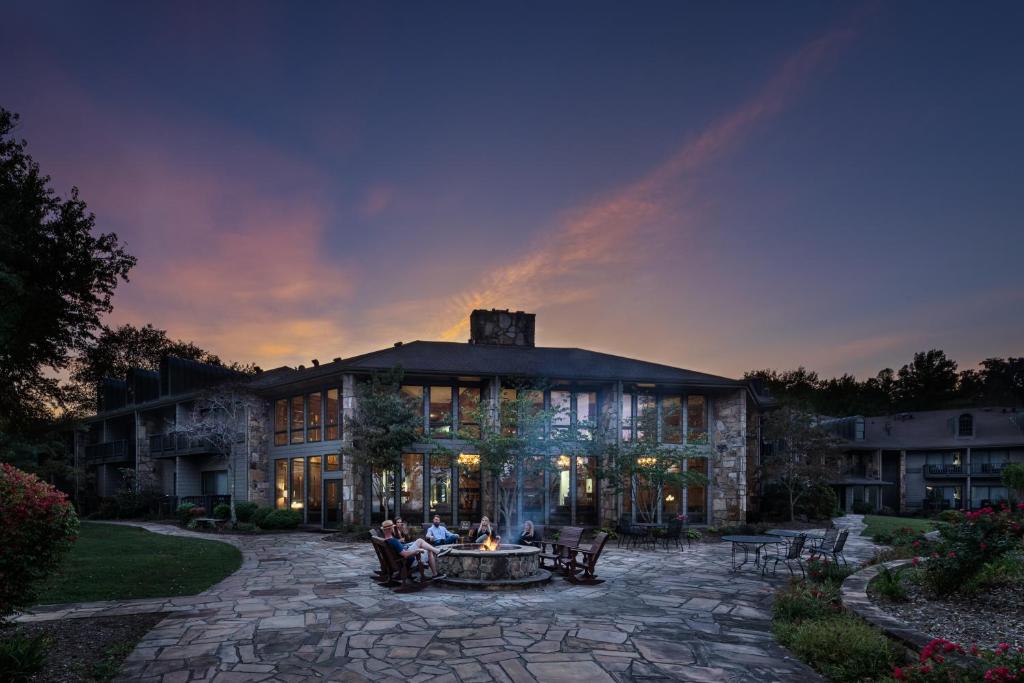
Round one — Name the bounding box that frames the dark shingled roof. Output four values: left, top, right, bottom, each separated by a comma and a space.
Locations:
252, 340, 744, 388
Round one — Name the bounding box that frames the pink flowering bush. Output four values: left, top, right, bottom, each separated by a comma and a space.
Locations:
0, 463, 79, 621
892, 638, 1024, 682
919, 504, 1024, 596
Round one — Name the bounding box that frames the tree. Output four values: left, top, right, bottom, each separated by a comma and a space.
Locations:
1002, 463, 1024, 503
0, 108, 136, 442
456, 384, 555, 537
760, 405, 842, 522
977, 358, 1024, 406
64, 322, 256, 414
896, 350, 959, 411
343, 368, 420, 522
174, 383, 259, 525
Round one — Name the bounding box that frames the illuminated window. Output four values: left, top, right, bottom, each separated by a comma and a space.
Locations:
458, 386, 481, 438
307, 391, 322, 442
429, 386, 453, 438
325, 453, 340, 472
290, 458, 305, 510
274, 399, 288, 446
325, 388, 340, 440
290, 396, 304, 444
275, 460, 288, 510
308, 456, 322, 521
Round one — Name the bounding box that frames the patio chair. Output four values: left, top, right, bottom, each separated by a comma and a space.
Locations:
827, 529, 850, 565
372, 537, 428, 593
566, 532, 610, 584
540, 526, 584, 572
528, 524, 547, 548
769, 534, 807, 578
807, 527, 836, 555
616, 515, 647, 550
661, 521, 683, 551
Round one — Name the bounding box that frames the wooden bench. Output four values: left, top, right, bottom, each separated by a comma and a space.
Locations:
192, 517, 222, 530
566, 531, 610, 584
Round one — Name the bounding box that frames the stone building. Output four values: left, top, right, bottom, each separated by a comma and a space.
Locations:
74, 309, 768, 527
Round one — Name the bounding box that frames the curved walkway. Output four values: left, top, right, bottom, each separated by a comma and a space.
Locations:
23, 518, 880, 682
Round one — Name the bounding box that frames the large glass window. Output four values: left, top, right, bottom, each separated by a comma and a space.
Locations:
971, 486, 1008, 509
575, 455, 597, 525
621, 393, 633, 441
687, 395, 707, 443
457, 453, 481, 523
687, 458, 707, 523
325, 388, 340, 440
290, 458, 305, 512
635, 475, 658, 523
401, 385, 424, 435
575, 391, 597, 439
307, 391, 322, 442
522, 456, 545, 525
290, 396, 304, 444
274, 399, 288, 446
429, 386, 453, 438
636, 395, 656, 441
201, 470, 228, 495
925, 485, 962, 510
549, 455, 572, 524
401, 453, 424, 520
550, 390, 571, 436
275, 460, 288, 510
458, 387, 481, 438
308, 456, 322, 523
429, 453, 453, 520
661, 395, 682, 444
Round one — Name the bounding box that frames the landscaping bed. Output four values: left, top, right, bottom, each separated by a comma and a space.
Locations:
1, 612, 165, 682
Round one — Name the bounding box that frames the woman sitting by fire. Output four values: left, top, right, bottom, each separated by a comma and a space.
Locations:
474, 516, 495, 544
518, 520, 536, 546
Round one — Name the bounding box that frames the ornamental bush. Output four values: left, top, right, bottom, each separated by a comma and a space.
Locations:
251, 506, 272, 528
175, 502, 196, 525
258, 509, 301, 530
234, 501, 259, 523
212, 503, 231, 520
776, 613, 896, 683
0, 464, 79, 622
893, 638, 1024, 682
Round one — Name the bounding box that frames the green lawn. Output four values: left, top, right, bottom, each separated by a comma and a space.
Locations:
860, 514, 934, 538
35, 522, 242, 605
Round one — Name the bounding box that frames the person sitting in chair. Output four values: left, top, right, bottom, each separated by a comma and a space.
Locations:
518, 520, 537, 546
425, 515, 459, 545
381, 520, 445, 577
475, 516, 495, 544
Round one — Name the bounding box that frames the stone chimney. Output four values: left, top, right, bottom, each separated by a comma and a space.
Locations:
469, 309, 535, 347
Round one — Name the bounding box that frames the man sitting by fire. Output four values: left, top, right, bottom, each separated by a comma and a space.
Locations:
425, 515, 459, 545
381, 520, 446, 577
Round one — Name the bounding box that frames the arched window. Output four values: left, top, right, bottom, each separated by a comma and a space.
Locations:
958, 413, 974, 437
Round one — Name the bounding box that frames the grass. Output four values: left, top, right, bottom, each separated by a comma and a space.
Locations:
860, 514, 934, 539
35, 522, 242, 604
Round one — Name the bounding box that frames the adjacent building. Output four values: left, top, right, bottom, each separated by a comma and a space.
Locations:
73, 309, 767, 528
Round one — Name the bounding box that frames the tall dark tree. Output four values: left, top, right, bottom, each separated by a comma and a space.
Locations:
0, 108, 135, 465
65, 323, 255, 414
745, 367, 821, 408
977, 358, 1024, 406
895, 350, 959, 411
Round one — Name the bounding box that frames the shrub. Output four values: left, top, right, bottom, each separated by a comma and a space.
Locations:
235, 522, 256, 532
258, 509, 301, 530
851, 500, 875, 515
893, 638, 1024, 682
0, 464, 79, 622
685, 528, 702, 541
872, 565, 908, 602
919, 504, 1024, 596
965, 552, 1024, 592
762, 483, 839, 521
937, 509, 963, 525
778, 614, 896, 683
234, 501, 259, 523
212, 503, 231, 520
176, 502, 196, 526
251, 506, 272, 528
806, 556, 855, 585
0, 632, 50, 681
772, 582, 839, 624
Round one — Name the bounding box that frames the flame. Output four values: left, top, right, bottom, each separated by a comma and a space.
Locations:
479, 535, 500, 551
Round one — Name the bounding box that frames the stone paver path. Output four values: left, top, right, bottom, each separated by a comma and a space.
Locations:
22, 518, 882, 682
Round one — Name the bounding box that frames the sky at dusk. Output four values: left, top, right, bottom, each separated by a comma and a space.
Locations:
2, 2, 1022, 379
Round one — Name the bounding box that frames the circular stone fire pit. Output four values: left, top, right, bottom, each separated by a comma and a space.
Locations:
437, 543, 551, 590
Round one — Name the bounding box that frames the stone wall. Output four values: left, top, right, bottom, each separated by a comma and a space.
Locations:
247, 400, 271, 506
469, 309, 535, 347
710, 390, 747, 525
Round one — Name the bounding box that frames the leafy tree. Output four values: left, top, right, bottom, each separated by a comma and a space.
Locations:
895, 350, 959, 411
760, 405, 842, 522
343, 368, 420, 522
746, 368, 821, 409
174, 383, 260, 525
0, 109, 135, 445
977, 358, 1024, 405
1002, 463, 1024, 503
65, 323, 255, 414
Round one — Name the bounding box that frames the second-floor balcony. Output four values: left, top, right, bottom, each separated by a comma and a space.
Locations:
924, 463, 965, 477
148, 433, 211, 457
971, 462, 1010, 477
84, 439, 135, 463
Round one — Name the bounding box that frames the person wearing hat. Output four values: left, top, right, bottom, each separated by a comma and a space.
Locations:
382, 519, 446, 577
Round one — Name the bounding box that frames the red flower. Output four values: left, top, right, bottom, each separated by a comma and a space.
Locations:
980, 542, 988, 550
948, 551, 956, 558
912, 556, 920, 567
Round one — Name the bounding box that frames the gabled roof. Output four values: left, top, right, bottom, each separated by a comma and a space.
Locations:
254, 340, 745, 388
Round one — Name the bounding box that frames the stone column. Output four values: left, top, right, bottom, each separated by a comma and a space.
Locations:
341, 373, 361, 524
709, 390, 747, 526
246, 401, 271, 506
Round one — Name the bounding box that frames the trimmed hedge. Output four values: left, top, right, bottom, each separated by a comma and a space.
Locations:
258, 509, 301, 530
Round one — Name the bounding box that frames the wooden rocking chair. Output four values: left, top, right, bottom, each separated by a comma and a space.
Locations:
565, 532, 610, 585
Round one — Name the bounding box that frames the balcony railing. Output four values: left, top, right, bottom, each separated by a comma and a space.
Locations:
84, 439, 135, 463
148, 433, 209, 456
971, 462, 1009, 476
923, 464, 965, 477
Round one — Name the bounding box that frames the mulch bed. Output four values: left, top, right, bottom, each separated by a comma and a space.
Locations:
2, 612, 166, 682
870, 575, 1024, 649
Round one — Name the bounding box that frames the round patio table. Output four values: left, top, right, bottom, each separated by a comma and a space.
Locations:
721, 535, 785, 574
767, 529, 824, 539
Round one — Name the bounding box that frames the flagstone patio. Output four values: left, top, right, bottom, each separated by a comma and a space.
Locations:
21, 517, 880, 682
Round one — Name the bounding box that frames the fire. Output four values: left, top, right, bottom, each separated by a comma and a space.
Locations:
479, 535, 500, 551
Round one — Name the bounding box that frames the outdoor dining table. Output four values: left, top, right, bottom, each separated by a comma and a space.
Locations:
721, 535, 785, 574
766, 529, 823, 540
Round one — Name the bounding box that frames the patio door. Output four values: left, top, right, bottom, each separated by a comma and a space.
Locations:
324, 480, 342, 529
